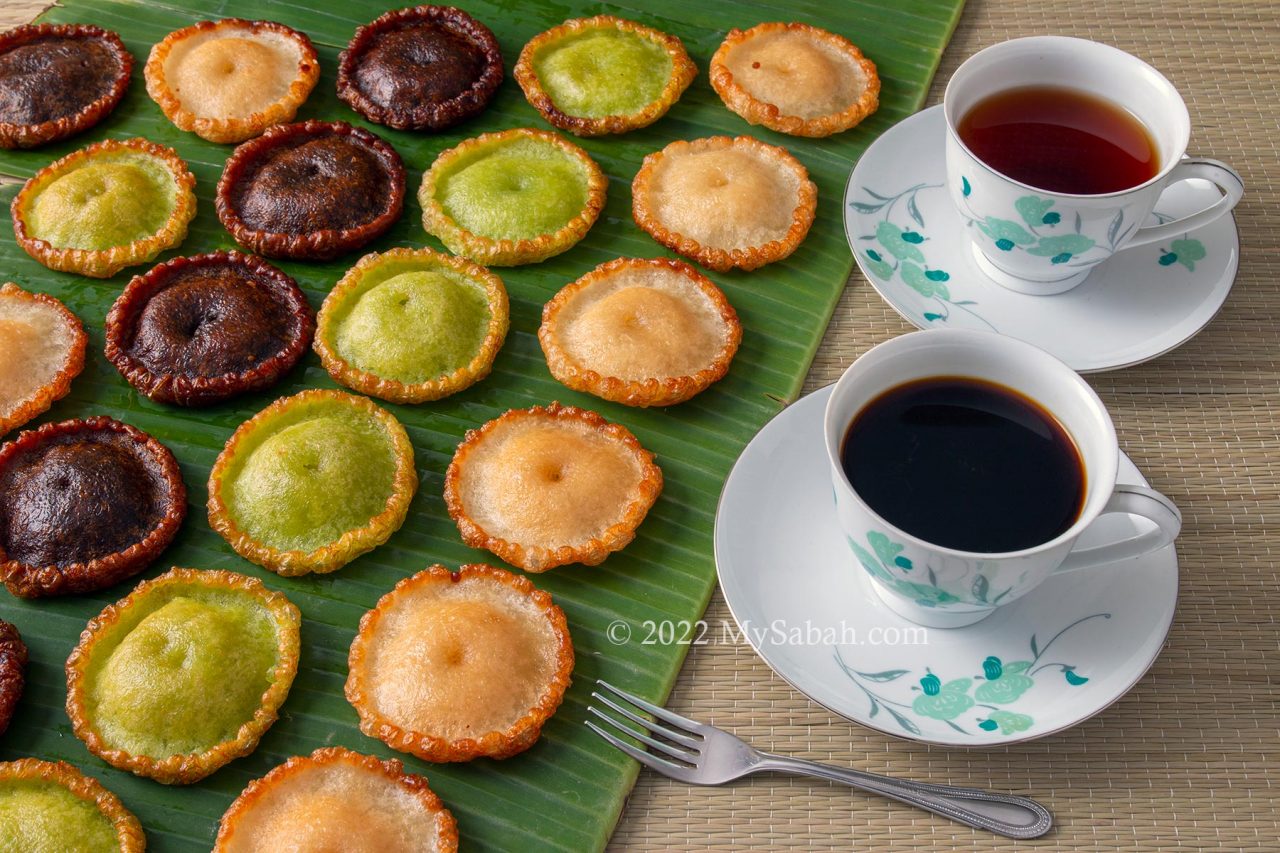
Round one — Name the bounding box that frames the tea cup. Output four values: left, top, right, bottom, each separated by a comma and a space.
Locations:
944, 36, 1243, 294
825, 329, 1181, 628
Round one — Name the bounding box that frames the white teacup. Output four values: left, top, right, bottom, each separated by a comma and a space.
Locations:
824, 329, 1181, 628
944, 36, 1243, 294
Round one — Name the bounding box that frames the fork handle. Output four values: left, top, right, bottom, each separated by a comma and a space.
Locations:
754, 753, 1052, 839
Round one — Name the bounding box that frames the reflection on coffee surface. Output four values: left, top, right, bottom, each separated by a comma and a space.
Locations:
841, 376, 1085, 553
958, 85, 1158, 194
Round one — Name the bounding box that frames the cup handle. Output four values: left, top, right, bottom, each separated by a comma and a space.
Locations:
1124, 158, 1244, 249
1054, 484, 1182, 574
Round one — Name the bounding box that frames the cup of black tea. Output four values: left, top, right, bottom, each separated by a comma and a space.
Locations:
824, 329, 1181, 628
944, 36, 1242, 294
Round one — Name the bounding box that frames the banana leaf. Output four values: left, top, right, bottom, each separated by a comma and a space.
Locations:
0, 0, 964, 849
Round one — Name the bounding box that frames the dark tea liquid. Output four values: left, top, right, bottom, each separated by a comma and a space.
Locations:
958, 86, 1159, 194
842, 377, 1085, 553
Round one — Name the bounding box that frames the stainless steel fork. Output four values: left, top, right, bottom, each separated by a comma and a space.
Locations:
587, 679, 1052, 839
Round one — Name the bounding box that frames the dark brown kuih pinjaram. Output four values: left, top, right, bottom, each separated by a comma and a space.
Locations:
337, 5, 504, 131
0, 620, 26, 735
0, 23, 133, 149
105, 251, 315, 406
0, 417, 186, 598
216, 120, 406, 260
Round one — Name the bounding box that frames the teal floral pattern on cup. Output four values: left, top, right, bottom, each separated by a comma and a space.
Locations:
852, 184, 995, 331
958, 182, 1102, 266
961, 188, 1213, 275
846, 532, 961, 608
833, 613, 1108, 737
844, 529, 1011, 609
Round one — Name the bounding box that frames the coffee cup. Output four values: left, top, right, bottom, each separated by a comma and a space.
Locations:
824, 329, 1181, 628
944, 36, 1243, 295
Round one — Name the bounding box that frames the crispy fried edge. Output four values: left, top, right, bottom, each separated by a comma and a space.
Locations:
0, 757, 145, 850
0, 416, 187, 599
314, 247, 509, 404
10, 137, 197, 279
0, 282, 87, 435
345, 564, 574, 761
418, 127, 607, 267
206, 389, 417, 576
213, 746, 458, 851
145, 18, 320, 144
0, 24, 133, 150
513, 15, 697, 137
64, 567, 301, 785
538, 257, 742, 406
336, 4, 504, 132
709, 21, 880, 138
103, 251, 315, 406
443, 403, 663, 571
215, 120, 406, 261
0, 620, 26, 736
631, 134, 817, 271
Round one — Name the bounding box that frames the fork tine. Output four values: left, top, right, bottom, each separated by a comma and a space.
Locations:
587, 706, 699, 763
585, 721, 695, 782
596, 680, 703, 732
591, 691, 702, 749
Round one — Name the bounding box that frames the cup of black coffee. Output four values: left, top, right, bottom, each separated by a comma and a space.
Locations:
824, 329, 1181, 628
944, 36, 1243, 294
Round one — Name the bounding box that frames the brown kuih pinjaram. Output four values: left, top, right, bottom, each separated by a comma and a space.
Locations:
841, 376, 1085, 553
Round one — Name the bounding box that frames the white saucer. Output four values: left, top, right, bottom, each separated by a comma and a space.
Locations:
843, 105, 1240, 373
715, 385, 1177, 746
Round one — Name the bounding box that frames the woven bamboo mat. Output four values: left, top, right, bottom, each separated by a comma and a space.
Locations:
4, 1, 1278, 850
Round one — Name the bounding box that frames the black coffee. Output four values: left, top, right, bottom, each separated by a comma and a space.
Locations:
841, 376, 1085, 553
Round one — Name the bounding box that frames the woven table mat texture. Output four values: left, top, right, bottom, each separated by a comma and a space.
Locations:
4, 1, 1278, 851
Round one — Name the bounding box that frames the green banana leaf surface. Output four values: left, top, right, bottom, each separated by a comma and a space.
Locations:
0, 0, 964, 849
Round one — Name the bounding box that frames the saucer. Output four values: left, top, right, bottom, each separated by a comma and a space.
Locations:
843, 105, 1240, 373
715, 384, 1177, 746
